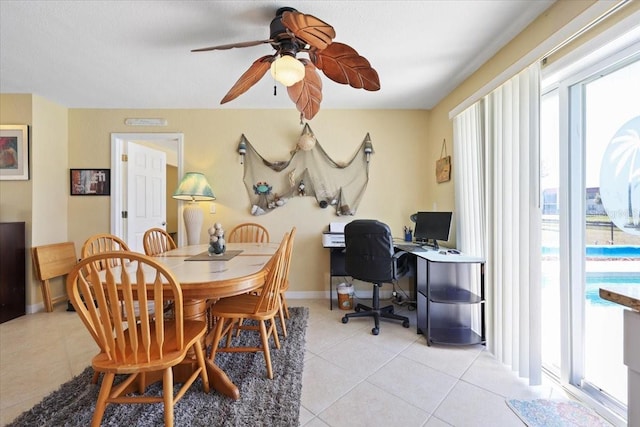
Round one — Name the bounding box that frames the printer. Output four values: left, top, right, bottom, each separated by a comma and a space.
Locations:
322, 222, 347, 247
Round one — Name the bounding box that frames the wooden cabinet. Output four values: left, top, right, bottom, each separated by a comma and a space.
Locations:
0, 222, 26, 323
415, 252, 485, 346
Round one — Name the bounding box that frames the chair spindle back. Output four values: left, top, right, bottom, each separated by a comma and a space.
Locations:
67, 251, 184, 363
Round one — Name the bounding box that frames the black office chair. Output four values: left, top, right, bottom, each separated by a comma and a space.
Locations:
341, 220, 410, 335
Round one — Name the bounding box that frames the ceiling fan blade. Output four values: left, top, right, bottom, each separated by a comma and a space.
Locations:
310, 42, 380, 91
220, 55, 273, 104
287, 59, 323, 120
281, 11, 335, 51
191, 39, 272, 52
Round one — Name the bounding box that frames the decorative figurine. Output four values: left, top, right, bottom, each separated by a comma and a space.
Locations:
251, 205, 266, 215
208, 222, 226, 255
253, 181, 272, 196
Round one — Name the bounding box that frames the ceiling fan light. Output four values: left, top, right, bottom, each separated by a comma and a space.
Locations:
270, 55, 305, 86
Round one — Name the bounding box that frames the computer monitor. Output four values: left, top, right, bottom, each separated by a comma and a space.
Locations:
413, 211, 452, 250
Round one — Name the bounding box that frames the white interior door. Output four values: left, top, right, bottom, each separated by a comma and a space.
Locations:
111, 133, 183, 248
126, 142, 167, 253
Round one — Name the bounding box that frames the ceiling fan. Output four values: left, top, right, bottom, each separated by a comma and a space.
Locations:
192, 7, 380, 120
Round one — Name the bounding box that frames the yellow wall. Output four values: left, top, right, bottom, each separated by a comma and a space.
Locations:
428, 0, 595, 163
30, 95, 69, 303
1, 0, 627, 311
166, 165, 178, 235
544, 0, 640, 68
68, 108, 431, 295
0, 95, 34, 308
0, 94, 33, 223
1, 94, 69, 307
426, 0, 634, 222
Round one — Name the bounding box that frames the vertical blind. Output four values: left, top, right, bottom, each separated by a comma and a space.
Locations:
453, 63, 542, 385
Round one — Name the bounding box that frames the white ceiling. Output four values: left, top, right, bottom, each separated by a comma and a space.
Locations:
0, 0, 554, 111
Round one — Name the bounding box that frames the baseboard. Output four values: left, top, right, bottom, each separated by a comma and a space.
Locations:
26, 296, 68, 314
26, 303, 43, 314
284, 287, 410, 301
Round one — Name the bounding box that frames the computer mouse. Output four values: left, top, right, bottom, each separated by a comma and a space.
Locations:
439, 250, 447, 255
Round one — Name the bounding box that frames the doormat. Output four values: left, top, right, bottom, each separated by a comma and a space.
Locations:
185, 249, 243, 261
506, 398, 612, 427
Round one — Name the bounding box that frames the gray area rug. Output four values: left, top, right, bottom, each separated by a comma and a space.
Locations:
8, 307, 309, 427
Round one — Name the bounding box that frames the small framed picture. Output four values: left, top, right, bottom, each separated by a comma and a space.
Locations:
70, 169, 110, 195
0, 125, 29, 181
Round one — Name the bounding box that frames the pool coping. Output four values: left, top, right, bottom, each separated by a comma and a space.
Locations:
586, 260, 640, 273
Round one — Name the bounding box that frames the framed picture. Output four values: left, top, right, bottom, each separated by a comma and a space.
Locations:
0, 125, 29, 181
70, 169, 110, 195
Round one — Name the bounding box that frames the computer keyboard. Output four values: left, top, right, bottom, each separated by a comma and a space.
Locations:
396, 244, 428, 252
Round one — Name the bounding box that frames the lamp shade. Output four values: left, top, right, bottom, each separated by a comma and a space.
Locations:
270, 54, 305, 87
172, 172, 215, 201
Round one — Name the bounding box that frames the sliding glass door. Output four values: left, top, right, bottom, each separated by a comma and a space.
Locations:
578, 58, 639, 409
541, 47, 640, 420
540, 89, 561, 376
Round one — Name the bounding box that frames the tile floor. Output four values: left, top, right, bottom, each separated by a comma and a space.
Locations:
1, 298, 566, 426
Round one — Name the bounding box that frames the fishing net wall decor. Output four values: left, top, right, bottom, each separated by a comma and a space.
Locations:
239, 125, 372, 216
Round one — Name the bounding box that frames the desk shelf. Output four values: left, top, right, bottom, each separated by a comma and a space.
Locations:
429, 327, 485, 346
429, 286, 483, 304
415, 256, 485, 346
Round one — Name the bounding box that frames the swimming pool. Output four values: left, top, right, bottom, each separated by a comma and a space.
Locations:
541, 245, 639, 306
586, 273, 640, 306
542, 272, 640, 307
542, 245, 640, 258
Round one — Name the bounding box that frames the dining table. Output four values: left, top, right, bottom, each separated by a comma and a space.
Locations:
149, 241, 280, 399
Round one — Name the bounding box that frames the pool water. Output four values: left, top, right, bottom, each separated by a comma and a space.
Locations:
542, 273, 640, 307
541, 245, 639, 306
542, 245, 640, 258
585, 273, 640, 306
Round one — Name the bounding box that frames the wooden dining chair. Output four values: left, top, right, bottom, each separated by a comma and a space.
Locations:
143, 227, 177, 256
31, 242, 78, 312
227, 223, 270, 243
66, 251, 210, 427
208, 232, 289, 379
225, 223, 270, 335
81, 233, 156, 384
276, 227, 296, 337
81, 233, 131, 271
143, 227, 178, 318
82, 233, 171, 317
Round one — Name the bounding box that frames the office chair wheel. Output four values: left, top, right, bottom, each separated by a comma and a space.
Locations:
372, 327, 379, 335
341, 316, 349, 324
355, 306, 362, 312
402, 320, 410, 328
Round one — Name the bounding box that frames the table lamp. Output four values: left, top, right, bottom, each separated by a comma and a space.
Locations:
172, 172, 215, 245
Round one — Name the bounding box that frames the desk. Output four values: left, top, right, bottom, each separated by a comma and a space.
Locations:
407, 246, 486, 346
326, 240, 485, 345
151, 242, 279, 399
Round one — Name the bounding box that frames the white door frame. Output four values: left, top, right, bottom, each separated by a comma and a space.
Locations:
111, 133, 184, 247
